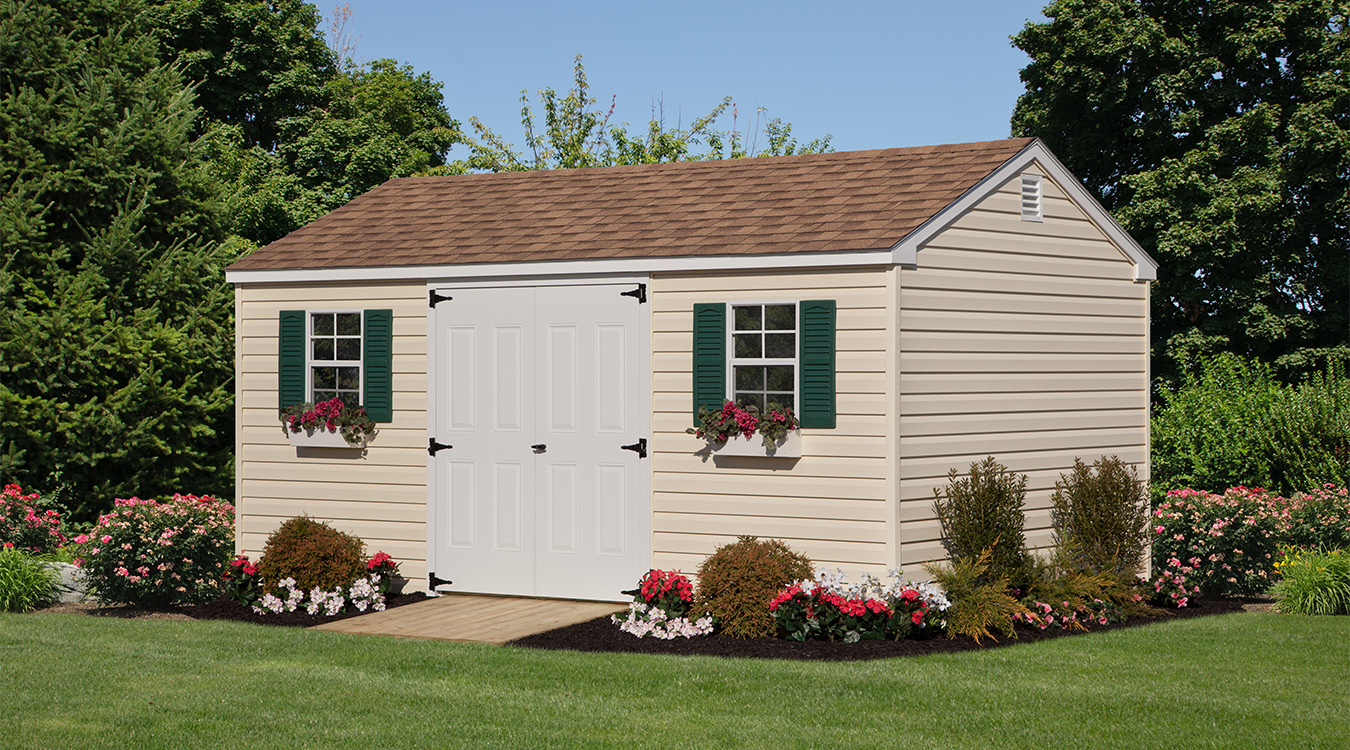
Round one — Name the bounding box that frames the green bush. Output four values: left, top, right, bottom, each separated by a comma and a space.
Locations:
1152, 354, 1349, 497
1272, 547, 1350, 615
1050, 456, 1149, 576
72, 494, 235, 607
257, 516, 367, 593
923, 548, 1030, 644
696, 536, 813, 639
932, 457, 1031, 588
0, 547, 60, 612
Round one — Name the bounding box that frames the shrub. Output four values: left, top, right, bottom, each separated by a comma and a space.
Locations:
256, 516, 367, 593
1150, 486, 1288, 597
71, 494, 234, 607
932, 456, 1031, 587
1152, 354, 1349, 498
0, 484, 67, 554
696, 536, 813, 638
225, 548, 400, 617
0, 547, 60, 612
923, 548, 1030, 644
1285, 485, 1350, 551
1049, 456, 1150, 576
1272, 547, 1350, 615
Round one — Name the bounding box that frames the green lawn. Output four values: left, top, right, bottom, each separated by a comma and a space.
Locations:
3, 611, 1347, 749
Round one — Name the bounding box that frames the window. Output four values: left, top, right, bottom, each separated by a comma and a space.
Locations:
278, 308, 394, 422
730, 303, 796, 412
309, 312, 363, 408
692, 300, 835, 429
1020, 173, 1043, 222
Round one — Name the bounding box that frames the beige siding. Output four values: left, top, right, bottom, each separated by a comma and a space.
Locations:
234, 281, 428, 590
898, 162, 1150, 568
650, 268, 895, 578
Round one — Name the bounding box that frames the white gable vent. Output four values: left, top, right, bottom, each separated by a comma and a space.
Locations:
1020, 173, 1043, 222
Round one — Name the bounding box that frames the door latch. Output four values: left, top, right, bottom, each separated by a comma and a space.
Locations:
531, 444, 547, 452
428, 438, 453, 455
620, 438, 647, 459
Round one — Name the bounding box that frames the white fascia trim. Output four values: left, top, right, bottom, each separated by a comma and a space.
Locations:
226, 247, 895, 286
890, 139, 1159, 282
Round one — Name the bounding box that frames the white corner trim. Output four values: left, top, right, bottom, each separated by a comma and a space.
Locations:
890, 139, 1159, 282
225, 247, 895, 286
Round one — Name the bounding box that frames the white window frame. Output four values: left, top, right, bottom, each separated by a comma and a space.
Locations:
305, 309, 364, 406
726, 301, 799, 414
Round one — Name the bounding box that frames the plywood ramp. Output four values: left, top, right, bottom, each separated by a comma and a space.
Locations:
310, 594, 622, 645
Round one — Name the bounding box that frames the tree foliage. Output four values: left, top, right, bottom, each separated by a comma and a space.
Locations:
0, 0, 237, 519
453, 55, 832, 173
1012, 1, 1349, 380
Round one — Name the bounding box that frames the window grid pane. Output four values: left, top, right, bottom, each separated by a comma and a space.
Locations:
310, 312, 362, 405
729, 303, 797, 416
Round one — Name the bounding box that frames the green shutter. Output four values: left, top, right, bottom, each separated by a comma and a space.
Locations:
363, 309, 394, 423
278, 310, 306, 409
692, 302, 726, 422
799, 299, 836, 429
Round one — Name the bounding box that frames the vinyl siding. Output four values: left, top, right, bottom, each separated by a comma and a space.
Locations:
650, 268, 895, 578
897, 163, 1150, 568
234, 282, 428, 590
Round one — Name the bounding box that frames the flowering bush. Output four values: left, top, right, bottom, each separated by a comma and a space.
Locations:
1147, 566, 1199, 608
0, 484, 67, 554
1152, 485, 1350, 598
687, 400, 799, 449
1015, 597, 1126, 631
280, 397, 375, 445
226, 550, 398, 616
72, 494, 234, 607
770, 569, 949, 642
612, 569, 713, 639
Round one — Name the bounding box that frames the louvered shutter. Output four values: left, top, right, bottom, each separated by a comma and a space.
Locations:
798, 299, 836, 428
362, 309, 394, 423
692, 303, 726, 423
278, 310, 307, 409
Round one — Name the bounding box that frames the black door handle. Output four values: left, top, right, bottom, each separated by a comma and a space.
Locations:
531, 444, 547, 452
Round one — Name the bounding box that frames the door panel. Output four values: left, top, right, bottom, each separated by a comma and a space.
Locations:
433, 283, 646, 601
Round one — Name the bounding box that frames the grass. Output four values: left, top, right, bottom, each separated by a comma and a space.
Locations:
3, 611, 1348, 749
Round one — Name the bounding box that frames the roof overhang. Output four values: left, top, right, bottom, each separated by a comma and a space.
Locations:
890, 139, 1158, 282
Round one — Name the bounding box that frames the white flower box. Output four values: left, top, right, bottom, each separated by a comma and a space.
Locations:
287, 428, 366, 449
707, 430, 801, 458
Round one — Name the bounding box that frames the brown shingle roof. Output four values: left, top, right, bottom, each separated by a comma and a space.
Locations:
227, 138, 1034, 272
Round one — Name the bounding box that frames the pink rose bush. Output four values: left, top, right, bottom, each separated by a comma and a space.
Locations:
71, 494, 234, 607
0, 484, 67, 554
1014, 597, 1126, 631
770, 568, 949, 642
612, 569, 714, 639
1151, 484, 1349, 599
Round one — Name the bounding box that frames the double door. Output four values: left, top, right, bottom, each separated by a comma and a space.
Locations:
430, 284, 648, 601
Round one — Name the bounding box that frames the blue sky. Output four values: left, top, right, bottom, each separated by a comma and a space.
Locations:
333, 1, 1051, 156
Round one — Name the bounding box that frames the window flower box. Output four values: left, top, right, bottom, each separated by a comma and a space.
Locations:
708, 430, 801, 458
287, 427, 367, 449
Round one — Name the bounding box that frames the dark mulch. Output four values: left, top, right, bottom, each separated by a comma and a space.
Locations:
184, 592, 426, 628
508, 598, 1251, 661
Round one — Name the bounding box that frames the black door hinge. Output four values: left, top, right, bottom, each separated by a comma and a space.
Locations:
620, 284, 646, 304
620, 438, 647, 459
429, 572, 453, 590
428, 438, 453, 455
429, 290, 453, 308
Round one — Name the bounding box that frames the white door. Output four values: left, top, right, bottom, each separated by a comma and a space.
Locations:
431, 283, 647, 601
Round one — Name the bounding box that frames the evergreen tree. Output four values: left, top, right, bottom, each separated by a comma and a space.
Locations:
0, 0, 237, 519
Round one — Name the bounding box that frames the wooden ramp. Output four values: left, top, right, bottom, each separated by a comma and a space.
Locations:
310, 593, 623, 645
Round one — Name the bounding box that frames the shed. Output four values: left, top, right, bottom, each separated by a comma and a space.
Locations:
225, 137, 1158, 600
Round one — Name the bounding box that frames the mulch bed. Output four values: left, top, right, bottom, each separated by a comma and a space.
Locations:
508, 598, 1251, 662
